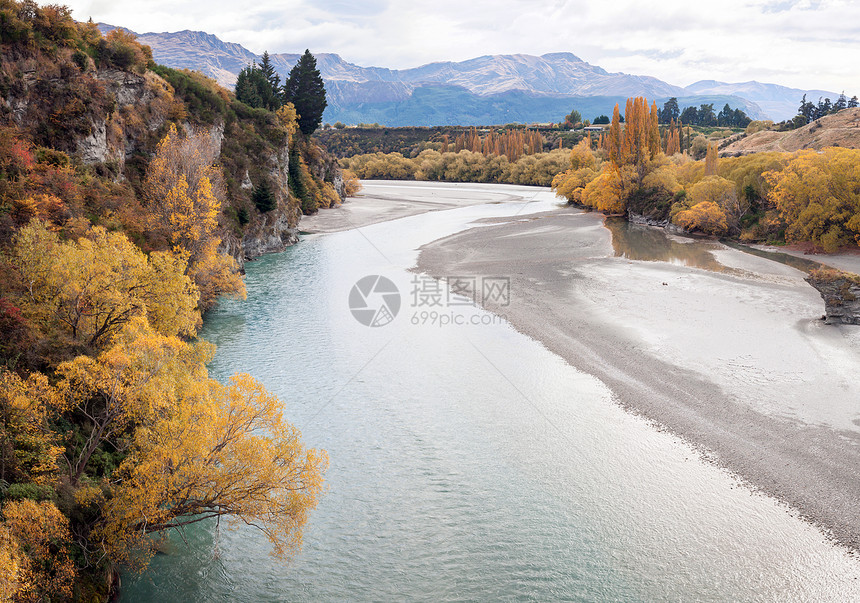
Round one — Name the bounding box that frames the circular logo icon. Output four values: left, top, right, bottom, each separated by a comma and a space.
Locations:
349, 275, 401, 327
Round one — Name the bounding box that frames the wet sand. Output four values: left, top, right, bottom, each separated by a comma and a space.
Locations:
750, 244, 860, 276
417, 206, 860, 551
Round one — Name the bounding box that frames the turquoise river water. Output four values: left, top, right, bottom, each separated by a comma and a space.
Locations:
122, 183, 860, 602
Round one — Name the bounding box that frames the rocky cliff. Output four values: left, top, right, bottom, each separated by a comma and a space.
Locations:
805, 269, 860, 325
2, 48, 343, 267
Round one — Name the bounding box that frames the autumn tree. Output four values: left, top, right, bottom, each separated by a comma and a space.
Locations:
0, 371, 63, 486
283, 50, 327, 136
12, 221, 199, 348
704, 142, 719, 176
562, 109, 582, 129
276, 102, 299, 139
673, 201, 728, 235
0, 500, 77, 602
607, 103, 624, 166
53, 317, 211, 485
765, 147, 860, 251
142, 124, 245, 309
665, 119, 680, 156
94, 373, 327, 571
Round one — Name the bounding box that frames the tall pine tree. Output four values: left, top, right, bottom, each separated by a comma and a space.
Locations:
235, 53, 282, 111
283, 50, 327, 136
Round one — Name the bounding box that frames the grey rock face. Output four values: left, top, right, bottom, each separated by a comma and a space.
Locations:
805, 273, 860, 325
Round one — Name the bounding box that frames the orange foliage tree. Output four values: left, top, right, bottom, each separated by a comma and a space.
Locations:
0, 500, 77, 603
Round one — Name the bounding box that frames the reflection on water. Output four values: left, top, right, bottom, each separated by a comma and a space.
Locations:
604, 217, 737, 273
605, 216, 830, 277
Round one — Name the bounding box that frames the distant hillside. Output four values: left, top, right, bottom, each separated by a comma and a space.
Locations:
721, 108, 860, 155
100, 25, 829, 125
320, 85, 766, 127
684, 80, 839, 122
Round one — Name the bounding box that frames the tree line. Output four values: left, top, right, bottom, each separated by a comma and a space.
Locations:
551, 95, 860, 252
561, 98, 751, 130
658, 98, 752, 127
235, 50, 328, 136
796, 92, 858, 124
342, 148, 570, 187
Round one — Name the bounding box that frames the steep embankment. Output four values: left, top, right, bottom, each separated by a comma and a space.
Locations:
1, 42, 344, 267
1, 8, 338, 600
722, 108, 860, 155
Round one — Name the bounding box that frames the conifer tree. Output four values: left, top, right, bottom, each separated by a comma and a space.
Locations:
235, 55, 282, 111
283, 50, 327, 136
660, 97, 680, 124
252, 177, 277, 213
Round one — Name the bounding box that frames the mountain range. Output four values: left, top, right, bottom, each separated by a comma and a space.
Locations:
100, 25, 839, 126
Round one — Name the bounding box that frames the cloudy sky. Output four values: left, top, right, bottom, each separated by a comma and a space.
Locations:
61, 0, 858, 92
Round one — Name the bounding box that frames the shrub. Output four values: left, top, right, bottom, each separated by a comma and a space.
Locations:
4, 482, 55, 502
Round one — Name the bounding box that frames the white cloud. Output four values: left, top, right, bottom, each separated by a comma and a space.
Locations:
58, 0, 860, 92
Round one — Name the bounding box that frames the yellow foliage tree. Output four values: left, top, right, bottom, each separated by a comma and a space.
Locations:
551, 167, 600, 204
607, 103, 625, 166
649, 101, 661, 159
689, 175, 738, 207
674, 201, 729, 235
765, 147, 860, 251
0, 371, 64, 485
342, 169, 362, 197
143, 124, 245, 309
581, 165, 632, 214
54, 317, 212, 484
642, 165, 682, 195
686, 175, 743, 230
0, 500, 76, 603
704, 142, 719, 176
276, 102, 299, 139
95, 373, 327, 571
143, 124, 220, 253
0, 522, 23, 601
13, 221, 200, 348
568, 138, 597, 171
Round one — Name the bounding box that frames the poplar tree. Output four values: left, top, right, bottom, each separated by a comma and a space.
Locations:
704, 143, 719, 176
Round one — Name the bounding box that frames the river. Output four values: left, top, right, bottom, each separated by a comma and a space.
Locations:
122, 182, 860, 602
